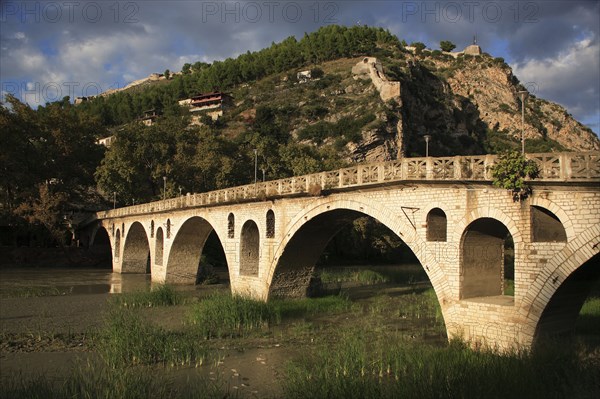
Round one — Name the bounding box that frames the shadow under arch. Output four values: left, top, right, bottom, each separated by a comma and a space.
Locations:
89, 225, 112, 268
122, 222, 150, 274
460, 217, 514, 299
267, 198, 448, 302
530, 196, 575, 241
534, 252, 600, 342
166, 216, 228, 284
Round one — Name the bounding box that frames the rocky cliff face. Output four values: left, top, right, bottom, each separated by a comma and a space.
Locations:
384, 50, 599, 157
442, 55, 599, 152
113, 49, 598, 164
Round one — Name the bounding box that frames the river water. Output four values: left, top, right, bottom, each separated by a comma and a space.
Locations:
0, 264, 425, 297
0, 268, 154, 295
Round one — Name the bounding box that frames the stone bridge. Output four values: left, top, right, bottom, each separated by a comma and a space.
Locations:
83, 152, 600, 350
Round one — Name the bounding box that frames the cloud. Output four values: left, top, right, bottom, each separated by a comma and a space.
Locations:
512, 34, 600, 125
0, 0, 598, 134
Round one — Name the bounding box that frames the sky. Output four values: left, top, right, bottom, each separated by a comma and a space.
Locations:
1, 0, 599, 134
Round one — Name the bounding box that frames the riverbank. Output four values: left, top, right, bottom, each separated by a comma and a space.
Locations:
1, 267, 599, 398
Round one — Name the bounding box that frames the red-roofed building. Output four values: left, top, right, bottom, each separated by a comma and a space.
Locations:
179, 91, 234, 120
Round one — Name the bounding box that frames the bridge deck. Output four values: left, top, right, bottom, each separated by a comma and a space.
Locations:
99, 151, 600, 218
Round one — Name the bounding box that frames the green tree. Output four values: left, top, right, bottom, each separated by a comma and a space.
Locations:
410, 42, 426, 55
440, 40, 456, 52
95, 118, 180, 203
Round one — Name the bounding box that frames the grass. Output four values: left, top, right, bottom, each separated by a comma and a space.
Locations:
504, 279, 515, 296
95, 307, 208, 369
318, 266, 427, 286
576, 296, 600, 335
186, 293, 351, 339
110, 284, 182, 308
0, 363, 233, 399
283, 333, 600, 399
0, 286, 73, 298
320, 269, 389, 285
3, 270, 599, 398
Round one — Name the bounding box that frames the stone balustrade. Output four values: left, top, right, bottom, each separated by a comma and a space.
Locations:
98, 151, 600, 219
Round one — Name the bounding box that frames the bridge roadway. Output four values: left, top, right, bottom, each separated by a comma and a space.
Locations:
82, 152, 600, 350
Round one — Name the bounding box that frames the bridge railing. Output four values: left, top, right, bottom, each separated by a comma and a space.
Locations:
98, 151, 600, 218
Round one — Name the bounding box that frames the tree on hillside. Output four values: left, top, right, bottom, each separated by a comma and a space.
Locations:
440, 40, 456, 52
410, 42, 427, 55
95, 119, 179, 204
75, 25, 403, 127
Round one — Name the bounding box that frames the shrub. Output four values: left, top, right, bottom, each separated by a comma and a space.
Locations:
490, 151, 540, 201
440, 40, 456, 52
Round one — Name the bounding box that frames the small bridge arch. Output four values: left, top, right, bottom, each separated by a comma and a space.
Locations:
122, 222, 151, 274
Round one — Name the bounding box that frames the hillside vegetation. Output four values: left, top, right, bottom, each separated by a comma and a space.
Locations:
1, 25, 599, 246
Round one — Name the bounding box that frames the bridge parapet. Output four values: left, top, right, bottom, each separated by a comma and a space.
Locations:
98, 151, 599, 219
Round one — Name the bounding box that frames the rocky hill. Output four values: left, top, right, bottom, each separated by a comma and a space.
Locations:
208, 48, 598, 163
396, 47, 599, 155
82, 26, 599, 163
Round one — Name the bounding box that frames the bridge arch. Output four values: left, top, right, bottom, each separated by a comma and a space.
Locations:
266, 210, 275, 239
426, 207, 447, 242
114, 229, 121, 259
452, 208, 523, 245
122, 222, 150, 273
155, 227, 164, 266
530, 197, 574, 241
165, 216, 226, 284
266, 197, 450, 302
227, 213, 235, 238
460, 217, 514, 299
524, 224, 600, 343
240, 220, 260, 277
88, 225, 112, 268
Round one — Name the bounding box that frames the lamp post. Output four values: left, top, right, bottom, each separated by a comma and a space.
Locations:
261, 168, 266, 182
253, 149, 258, 184
424, 134, 431, 157
179, 186, 182, 196
518, 90, 528, 155
113, 192, 116, 209
163, 176, 167, 201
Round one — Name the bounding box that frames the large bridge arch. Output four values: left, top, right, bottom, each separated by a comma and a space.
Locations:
165, 216, 228, 284
88, 224, 112, 268
523, 224, 600, 344
122, 221, 151, 274
266, 197, 451, 303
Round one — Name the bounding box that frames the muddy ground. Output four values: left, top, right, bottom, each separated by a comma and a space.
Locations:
0, 289, 295, 398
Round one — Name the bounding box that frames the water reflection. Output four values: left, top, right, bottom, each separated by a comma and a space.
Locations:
0, 268, 153, 295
